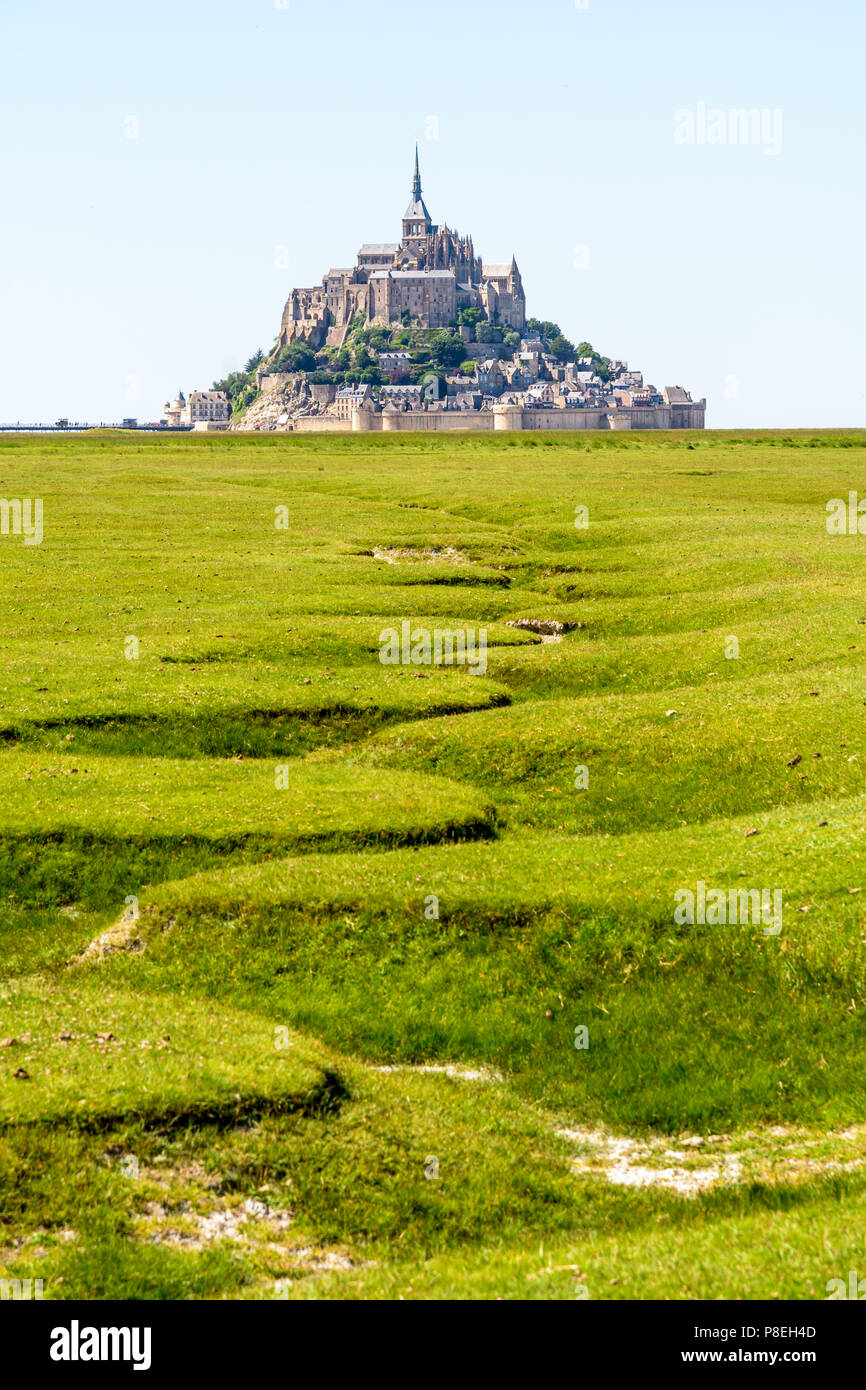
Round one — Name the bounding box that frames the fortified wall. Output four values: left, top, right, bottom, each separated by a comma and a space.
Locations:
249, 150, 706, 435
291, 398, 706, 434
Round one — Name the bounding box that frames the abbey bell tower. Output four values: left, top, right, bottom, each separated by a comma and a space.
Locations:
402, 144, 433, 242
279, 145, 525, 346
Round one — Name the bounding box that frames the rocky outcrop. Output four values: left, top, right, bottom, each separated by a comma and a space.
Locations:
229, 373, 328, 432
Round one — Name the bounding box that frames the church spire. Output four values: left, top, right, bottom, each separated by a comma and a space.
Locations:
403, 142, 432, 240
412, 142, 422, 199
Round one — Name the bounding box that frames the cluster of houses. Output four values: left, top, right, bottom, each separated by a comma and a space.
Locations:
311, 340, 701, 423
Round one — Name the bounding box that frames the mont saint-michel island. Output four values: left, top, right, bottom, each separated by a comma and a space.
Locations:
167, 149, 705, 435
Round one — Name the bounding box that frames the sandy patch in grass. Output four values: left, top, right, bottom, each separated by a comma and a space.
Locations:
0, 1227, 77, 1265
505, 618, 575, 643
77, 918, 145, 964
127, 1160, 358, 1273
368, 1063, 503, 1082
136, 1196, 357, 1274
372, 546, 470, 565
557, 1123, 866, 1196
139, 1195, 294, 1248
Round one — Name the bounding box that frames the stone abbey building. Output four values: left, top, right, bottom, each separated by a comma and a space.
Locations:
231, 150, 706, 433
278, 149, 525, 348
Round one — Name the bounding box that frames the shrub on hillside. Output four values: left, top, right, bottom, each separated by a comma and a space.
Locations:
268, 341, 317, 374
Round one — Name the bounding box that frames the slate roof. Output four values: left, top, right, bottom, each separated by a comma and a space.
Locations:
403, 196, 432, 222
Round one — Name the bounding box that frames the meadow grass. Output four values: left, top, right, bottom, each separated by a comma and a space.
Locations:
0, 427, 864, 1300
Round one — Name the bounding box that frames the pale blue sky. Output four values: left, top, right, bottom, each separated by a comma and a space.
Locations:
0, 0, 862, 426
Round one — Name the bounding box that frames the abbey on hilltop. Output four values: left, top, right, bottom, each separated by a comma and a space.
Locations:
278, 147, 526, 348
221, 150, 705, 433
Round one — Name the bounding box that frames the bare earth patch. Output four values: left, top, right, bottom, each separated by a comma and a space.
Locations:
557, 1123, 866, 1196
505, 618, 576, 644
372, 546, 470, 565
368, 1062, 503, 1082
77, 918, 144, 964
139, 1196, 294, 1249
77, 913, 175, 965
127, 1161, 358, 1277
0, 1227, 77, 1266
